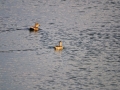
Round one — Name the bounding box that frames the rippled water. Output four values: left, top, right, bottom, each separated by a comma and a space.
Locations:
0, 0, 120, 90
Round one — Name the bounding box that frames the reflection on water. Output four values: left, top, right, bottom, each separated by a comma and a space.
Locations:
0, 0, 120, 90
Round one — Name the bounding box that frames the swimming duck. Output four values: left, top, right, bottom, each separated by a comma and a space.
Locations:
30, 22, 40, 31
54, 41, 63, 50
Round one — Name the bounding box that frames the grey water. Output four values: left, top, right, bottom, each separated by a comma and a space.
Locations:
0, 0, 120, 90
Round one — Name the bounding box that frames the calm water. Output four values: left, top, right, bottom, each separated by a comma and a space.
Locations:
0, 0, 120, 90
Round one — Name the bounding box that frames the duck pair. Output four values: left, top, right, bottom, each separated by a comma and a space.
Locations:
30, 23, 63, 50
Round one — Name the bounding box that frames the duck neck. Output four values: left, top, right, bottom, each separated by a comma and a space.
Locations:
59, 42, 62, 46
35, 25, 39, 28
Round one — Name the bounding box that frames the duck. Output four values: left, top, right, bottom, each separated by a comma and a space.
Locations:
29, 22, 40, 31
54, 41, 63, 50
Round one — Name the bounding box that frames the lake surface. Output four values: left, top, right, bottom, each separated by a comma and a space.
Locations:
0, 0, 120, 90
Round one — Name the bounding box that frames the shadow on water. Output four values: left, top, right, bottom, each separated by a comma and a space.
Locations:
0, 48, 39, 53
0, 27, 31, 33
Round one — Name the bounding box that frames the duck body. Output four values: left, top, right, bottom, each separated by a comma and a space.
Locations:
29, 23, 40, 31
54, 41, 63, 50
55, 46, 63, 50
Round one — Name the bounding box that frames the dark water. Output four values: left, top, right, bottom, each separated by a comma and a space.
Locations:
0, 0, 120, 90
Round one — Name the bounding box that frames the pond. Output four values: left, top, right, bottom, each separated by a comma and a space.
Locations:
0, 0, 120, 90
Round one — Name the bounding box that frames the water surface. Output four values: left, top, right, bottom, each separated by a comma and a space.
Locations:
0, 0, 120, 90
